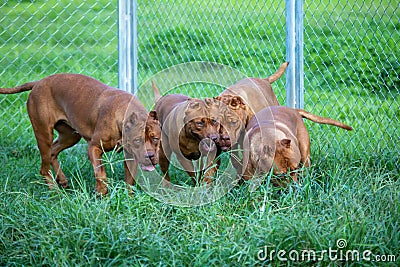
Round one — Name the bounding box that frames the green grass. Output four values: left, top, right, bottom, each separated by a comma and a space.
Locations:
1, 0, 399, 266
1, 152, 398, 266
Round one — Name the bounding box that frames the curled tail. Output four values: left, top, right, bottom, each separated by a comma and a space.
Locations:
0, 82, 36, 94
266, 62, 289, 83
296, 109, 353, 131
151, 81, 161, 102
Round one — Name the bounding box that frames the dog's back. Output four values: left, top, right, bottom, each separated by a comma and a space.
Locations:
219, 62, 288, 119
154, 94, 191, 124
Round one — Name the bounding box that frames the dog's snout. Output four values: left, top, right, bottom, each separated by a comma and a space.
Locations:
221, 134, 230, 141
146, 151, 155, 159
208, 133, 219, 142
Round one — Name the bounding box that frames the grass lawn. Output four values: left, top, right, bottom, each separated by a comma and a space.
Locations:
0, 0, 399, 266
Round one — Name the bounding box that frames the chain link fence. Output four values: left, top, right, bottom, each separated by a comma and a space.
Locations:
302, 1, 399, 160
0, 0, 119, 148
1, 0, 399, 164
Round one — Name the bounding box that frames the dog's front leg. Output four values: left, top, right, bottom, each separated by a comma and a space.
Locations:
123, 153, 137, 194
87, 144, 108, 195
158, 142, 173, 187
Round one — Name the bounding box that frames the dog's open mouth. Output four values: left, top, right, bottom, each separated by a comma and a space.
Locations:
218, 140, 231, 152
140, 164, 156, 172
124, 150, 156, 171
199, 138, 217, 152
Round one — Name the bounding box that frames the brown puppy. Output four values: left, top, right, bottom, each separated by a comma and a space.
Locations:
153, 83, 220, 184
144, 110, 161, 168
242, 106, 353, 186
214, 96, 247, 151
216, 62, 289, 151
0, 74, 161, 195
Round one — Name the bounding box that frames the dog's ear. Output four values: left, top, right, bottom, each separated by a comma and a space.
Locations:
214, 95, 232, 106
279, 139, 291, 149
149, 110, 158, 121
188, 99, 201, 110
204, 98, 216, 105
123, 113, 139, 132
230, 96, 245, 108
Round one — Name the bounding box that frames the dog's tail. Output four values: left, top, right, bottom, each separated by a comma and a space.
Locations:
0, 82, 37, 94
151, 81, 162, 102
266, 62, 289, 83
296, 109, 353, 131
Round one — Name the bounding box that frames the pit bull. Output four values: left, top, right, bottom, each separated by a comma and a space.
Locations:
152, 82, 221, 185
242, 106, 353, 186
0, 73, 161, 195
216, 61, 289, 151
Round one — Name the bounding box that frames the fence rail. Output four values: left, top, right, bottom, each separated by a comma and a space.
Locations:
0, 0, 399, 163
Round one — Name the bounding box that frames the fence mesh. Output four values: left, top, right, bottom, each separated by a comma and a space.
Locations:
0, 0, 118, 147
0, 0, 399, 164
302, 1, 399, 159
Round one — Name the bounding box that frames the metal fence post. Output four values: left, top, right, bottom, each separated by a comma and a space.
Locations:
118, 0, 138, 94
286, 0, 304, 108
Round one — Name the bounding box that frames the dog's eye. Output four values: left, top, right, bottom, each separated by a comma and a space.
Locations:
230, 120, 238, 125
196, 121, 204, 127
212, 119, 218, 125
134, 138, 143, 145
152, 137, 159, 143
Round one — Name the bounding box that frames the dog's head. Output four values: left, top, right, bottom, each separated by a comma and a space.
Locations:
214, 95, 250, 151
182, 98, 220, 152
145, 110, 161, 167
270, 138, 301, 186
246, 127, 275, 175
123, 109, 160, 172
244, 125, 301, 186
215, 94, 254, 125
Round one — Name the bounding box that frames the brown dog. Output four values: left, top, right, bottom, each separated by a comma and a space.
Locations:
153, 83, 221, 184
216, 62, 289, 151
242, 106, 353, 186
0, 73, 161, 195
